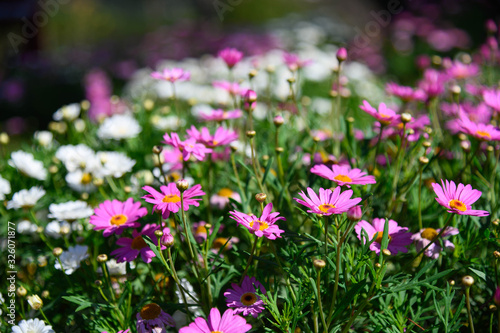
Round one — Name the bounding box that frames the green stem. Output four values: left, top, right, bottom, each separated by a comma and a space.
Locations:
230, 152, 249, 211
240, 235, 259, 283
270, 241, 297, 303
465, 287, 475, 333
372, 125, 385, 169
418, 165, 424, 230
316, 269, 328, 333
180, 192, 201, 280
250, 137, 265, 193
39, 308, 53, 327
167, 247, 192, 321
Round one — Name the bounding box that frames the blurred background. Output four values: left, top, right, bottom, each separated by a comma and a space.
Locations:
0, 0, 499, 135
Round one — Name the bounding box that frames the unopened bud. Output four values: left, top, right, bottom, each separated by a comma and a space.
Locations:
382, 249, 391, 256
95, 280, 103, 287
346, 116, 355, 123
461, 141, 471, 152
161, 232, 175, 247
0, 132, 10, 145
154, 230, 164, 238
493, 219, 500, 226
244, 90, 257, 103
41, 290, 49, 299
153, 145, 163, 155
313, 259, 326, 269
93, 178, 104, 187
246, 131, 256, 138
176, 179, 189, 192
458, 133, 467, 141
494, 251, 500, 259
374, 263, 381, 269
347, 205, 362, 222
27, 295, 43, 310
274, 115, 284, 127
48, 165, 58, 174
449, 280, 455, 286
124, 186, 132, 193
249, 69, 258, 78
490, 304, 497, 311
462, 275, 475, 287
336, 47, 347, 63
422, 141, 432, 148
419, 156, 429, 165
52, 247, 63, 257
275, 147, 284, 153
97, 254, 108, 263
60, 225, 70, 236
144, 99, 154, 111
255, 193, 267, 203
266, 65, 275, 73
17, 286, 27, 297
488, 145, 495, 152
287, 77, 296, 84
450, 85, 461, 95
431, 55, 442, 66
486, 19, 498, 34
313, 136, 321, 142
401, 113, 412, 124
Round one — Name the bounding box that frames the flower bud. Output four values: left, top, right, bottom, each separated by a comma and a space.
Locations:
382, 249, 391, 256
249, 69, 258, 78
48, 165, 58, 174
154, 230, 164, 238
287, 77, 296, 84
17, 286, 27, 297
449, 279, 455, 286
144, 99, 154, 111
97, 254, 108, 263
52, 247, 63, 257
458, 133, 467, 141
374, 263, 381, 269
244, 90, 257, 103
255, 193, 267, 203
461, 141, 471, 152
490, 304, 497, 311
486, 19, 498, 34
161, 232, 175, 247
493, 219, 500, 226
346, 116, 355, 123
0, 132, 10, 145
266, 65, 275, 73
336, 47, 347, 63
275, 147, 284, 153
419, 156, 429, 165
153, 145, 163, 155
94, 280, 103, 287
494, 287, 500, 306
347, 205, 362, 222
450, 85, 461, 95
401, 113, 412, 124
27, 295, 43, 310
494, 251, 500, 259
246, 131, 256, 138
176, 179, 189, 192
462, 275, 474, 287
273, 115, 284, 127
313, 259, 326, 269
422, 141, 431, 148
41, 290, 49, 299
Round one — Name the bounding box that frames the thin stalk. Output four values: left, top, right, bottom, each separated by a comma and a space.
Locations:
250, 137, 265, 193
418, 165, 424, 230
316, 269, 328, 333
100, 261, 116, 303
167, 247, 192, 321
97, 286, 110, 303
39, 308, 53, 327
156, 151, 168, 184
390, 123, 407, 201
240, 235, 259, 283
180, 192, 201, 280
270, 241, 297, 303
372, 125, 385, 169
230, 152, 248, 210
465, 287, 475, 333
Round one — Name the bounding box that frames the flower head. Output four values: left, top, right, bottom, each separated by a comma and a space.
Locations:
54, 245, 89, 275
283, 52, 312, 71
163, 132, 212, 161
224, 276, 266, 318
385, 83, 426, 102
411, 227, 459, 259
151, 67, 190, 83
354, 218, 413, 255
178, 308, 251, 333
7, 187, 46, 210
432, 179, 489, 216
97, 114, 142, 140
483, 89, 500, 112
457, 113, 500, 141
0, 175, 11, 200
111, 224, 164, 263
210, 188, 241, 209
90, 198, 148, 237
186, 126, 239, 148
218, 47, 244, 68
9, 151, 47, 180
11, 318, 54, 333
142, 183, 205, 219
310, 164, 376, 187
229, 203, 285, 240
48, 200, 93, 221
294, 187, 362, 216
136, 303, 175, 333
198, 109, 243, 122
359, 100, 400, 126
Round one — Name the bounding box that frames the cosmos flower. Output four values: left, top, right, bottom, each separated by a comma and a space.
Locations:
163, 132, 213, 161
198, 109, 243, 122
411, 227, 459, 259
310, 164, 376, 187
445, 60, 480, 79
218, 47, 244, 68
90, 198, 148, 237
142, 183, 205, 218
483, 89, 500, 112
224, 276, 266, 318
53, 103, 81, 121
9, 151, 47, 181
48, 200, 93, 222
210, 188, 241, 209
7, 187, 46, 210
418, 69, 448, 99
151, 67, 191, 83
136, 303, 175, 333
431, 179, 489, 216
0, 175, 11, 201
229, 203, 285, 240
385, 83, 426, 102
11, 318, 54, 333
34, 131, 54, 148
457, 113, 500, 141
283, 52, 312, 71
212, 81, 242, 96
354, 218, 413, 255
96, 151, 136, 178
359, 100, 401, 126
294, 187, 362, 216
186, 126, 239, 148
111, 224, 164, 263
178, 308, 251, 333
97, 114, 142, 140
54, 245, 89, 275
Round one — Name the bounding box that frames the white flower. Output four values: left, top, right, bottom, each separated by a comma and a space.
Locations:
96, 151, 136, 178
65, 170, 96, 193
7, 187, 46, 210
55, 144, 99, 173
151, 115, 183, 131
97, 114, 141, 140
53, 103, 81, 121
17, 220, 38, 234
34, 131, 54, 148
0, 175, 11, 200
48, 200, 93, 221
11, 318, 54, 333
54, 245, 89, 275
9, 151, 47, 181
45, 221, 71, 238
97, 259, 127, 276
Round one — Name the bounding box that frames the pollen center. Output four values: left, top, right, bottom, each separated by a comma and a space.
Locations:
110, 214, 128, 226
476, 130, 491, 139
218, 188, 234, 197
240, 292, 258, 306
81, 173, 92, 184
249, 220, 269, 231
374, 232, 392, 243
334, 174, 353, 183
318, 204, 336, 213
449, 199, 467, 212
212, 237, 229, 250
131, 235, 148, 250
140, 303, 161, 320
162, 194, 180, 203
421, 228, 438, 241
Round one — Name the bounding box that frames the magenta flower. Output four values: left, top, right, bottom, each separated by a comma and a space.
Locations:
445, 61, 479, 79
310, 164, 376, 187
179, 308, 251, 333
210, 188, 241, 209
213, 81, 242, 95
294, 187, 362, 216
359, 100, 401, 126
483, 89, 500, 112
198, 109, 243, 122
163, 132, 212, 161
354, 218, 413, 255
457, 113, 500, 141
283, 52, 312, 71
151, 68, 190, 83
186, 126, 239, 148
136, 303, 175, 333
218, 47, 244, 68
411, 227, 459, 259
163, 147, 183, 170
431, 179, 489, 216
142, 183, 205, 218
385, 82, 426, 102
229, 203, 285, 240
418, 69, 447, 99
111, 224, 164, 263
90, 198, 147, 237
224, 276, 266, 318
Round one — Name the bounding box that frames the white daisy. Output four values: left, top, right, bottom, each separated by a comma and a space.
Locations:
0, 175, 11, 200
9, 151, 47, 181
55, 144, 99, 173
17, 220, 38, 234
11, 318, 54, 333
54, 245, 89, 275
48, 200, 93, 221
45, 221, 71, 239
33, 131, 54, 148
65, 170, 96, 193
7, 187, 46, 210
53, 103, 81, 121
151, 115, 184, 131
97, 114, 141, 140
97, 258, 127, 276
96, 151, 136, 178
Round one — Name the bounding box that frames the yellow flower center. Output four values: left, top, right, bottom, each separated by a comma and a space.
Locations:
449, 199, 467, 212
81, 173, 92, 184
334, 174, 353, 183
374, 232, 392, 244
240, 292, 258, 306
211, 331, 223, 333
212, 237, 229, 250
140, 303, 162, 320
196, 225, 208, 234
421, 228, 438, 241
318, 204, 336, 214
249, 220, 269, 231
162, 194, 180, 203
218, 188, 234, 197
109, 214, 128, 226
131, 235, 148, 250
476, 130, 491, 139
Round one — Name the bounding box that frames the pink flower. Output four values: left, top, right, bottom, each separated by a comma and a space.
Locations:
179, 308, 251, 333
354, 218, 412, 255
162, 147, 183, 170
90, 198, 147, 237
431, 179, 489, 216
418, 69, 448, 99
229, 203, 285, 240
218, 47, 244, 68
224, 276, 266, 318
163, 132, 212, 161
445, 61, 479, 79
111, 224, 164, 263
411, 227, 459, 259
457, 113, 500, 141
294, 187, 362, 216
186, 126, 239, 148
385, 83, 426, 102
150, 68, 190, 83
283, 52, 312, 71
199, 109, 243, 122
192, 221, 213, 243
310, 164, 376, 187
359, 100, 401, 126
142, 183, 205, 218
210, 188, 241, 209
136, 303, 175, 333
213, 81, 242, 95
483, 89, 500, 112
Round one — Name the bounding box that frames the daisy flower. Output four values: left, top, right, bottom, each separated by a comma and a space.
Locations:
48, 200, 93, 222
483, 89, 500, 112
294, 187, 362, 216
163, 132, 213, 161
283, 52, 312, 71
354, 218, 413, 255
90, 198, 148, 237
210, 188, 241, 209
136, 303, 176, 333
212, 81, 242, 96
445, 61, 480, 79
310, 164, 376, 187
198, 109, 243, 122
0, 175, 11, 200
111, 224, 164, 263
55, 144, 99, 173
97, 258, 127, 276
34, 131, 54, 148
218, 47, 244, 68
359, 100, 400, 126
411, 227, 459, 259
457, 113, 500, 141
224, 276, 266, 318
7, 187, 46, 210
142, 183, 205, 218
54, 245, 89, 275
11, 318, 54, 333
186, 126, 239, 148
229, 203, 285, 240
178, 308, 251, 333
9, 151, 47, 181
65, 170, 97, 193
385, 82, 425, 102
431, 179, 489, 216
96, 151, 136, 178
151, 67, 190, 83
45, 221, 71, 239
53, 103, 81, 121
97, 114, 142, 140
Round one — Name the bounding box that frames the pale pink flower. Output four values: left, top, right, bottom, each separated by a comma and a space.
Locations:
311, 164, 376, 187
151, 68, 190, 83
